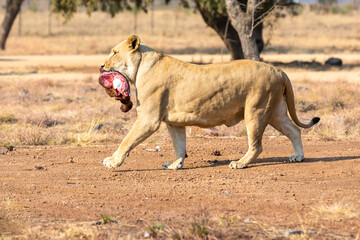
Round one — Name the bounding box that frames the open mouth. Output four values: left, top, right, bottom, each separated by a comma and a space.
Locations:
98, 69, 130, 99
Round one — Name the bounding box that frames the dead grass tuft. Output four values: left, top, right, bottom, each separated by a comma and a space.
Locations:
311, 201, 359, 220
25, 225, 95, 240
69, 119, 110, 146
0, 114, 17, 124
15, 126, 55, 146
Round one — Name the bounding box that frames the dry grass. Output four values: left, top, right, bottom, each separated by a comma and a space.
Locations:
20, 210, 359, 239
264, 6, 360, 54
293, 80, 360, 140
25, 225, 96, 240
0, 75, 135, 147
1, 64, 360, 147
311, 201, 359, 220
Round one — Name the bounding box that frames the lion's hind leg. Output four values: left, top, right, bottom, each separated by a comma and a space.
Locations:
269, 98, 304, 162
229, 108, 269, 169
162, 124, 186, 170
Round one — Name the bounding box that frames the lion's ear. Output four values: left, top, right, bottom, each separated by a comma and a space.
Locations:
126, 35, 140, 52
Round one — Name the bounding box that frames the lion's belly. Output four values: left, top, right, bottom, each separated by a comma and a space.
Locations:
165, 111, 244, 128
164, 97, 245, 128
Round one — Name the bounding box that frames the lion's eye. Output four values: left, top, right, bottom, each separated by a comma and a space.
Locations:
113, 51, 117, 56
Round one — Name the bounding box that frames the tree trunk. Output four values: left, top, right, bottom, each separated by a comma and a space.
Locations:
194, 1, 244, 60
225, 0, 260, 61
0, 0, 24, 50
194, 0, 263, 61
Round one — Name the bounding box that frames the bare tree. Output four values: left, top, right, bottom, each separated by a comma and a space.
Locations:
0, 0, 24, 50
225, 0, 260, 61
192, 0, 264, 60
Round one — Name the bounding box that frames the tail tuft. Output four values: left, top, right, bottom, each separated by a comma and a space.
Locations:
311, 117, 320, 125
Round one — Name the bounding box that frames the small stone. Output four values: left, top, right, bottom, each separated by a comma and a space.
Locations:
212, 150, 221, 156
244, 218, 251, 223
143, 232, 150, 238
7, 146, 15, 151
222, 191, 234, 197
93, 124, 104, 132
68, 156, 74, 163
1, 150, 5, 155
33, 166, 47, 170
155, 146, 162, 151
325, 57, 342, 66
284, 230, 303, 237
91, 221, 102, 226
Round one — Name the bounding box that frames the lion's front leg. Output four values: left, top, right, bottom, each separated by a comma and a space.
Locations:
103, 119, 160, 168
162, 124, 186, 170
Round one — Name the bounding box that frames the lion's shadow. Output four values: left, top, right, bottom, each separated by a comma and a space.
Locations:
201, 155, 360, 169
113, 155, 360, 172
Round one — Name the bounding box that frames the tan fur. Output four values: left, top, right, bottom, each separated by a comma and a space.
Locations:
102, 35, 319, 170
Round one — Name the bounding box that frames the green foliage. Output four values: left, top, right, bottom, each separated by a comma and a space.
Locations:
148, 223, 166, 237
331, 4, 352, 14
197, 0, 227, 17
189, 222, 209, 238
99, 214, 117, 224
51, 0, 154, 20
310, 1, 353, 14
51, 0, 79, 20
52, 0, 301, 23
29, 3, 38, 12
191, 0, 301, 26
318, 0, 338, 5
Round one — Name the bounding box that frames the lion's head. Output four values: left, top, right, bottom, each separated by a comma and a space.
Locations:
101, 35, 141, 83
99, 35, 141, 112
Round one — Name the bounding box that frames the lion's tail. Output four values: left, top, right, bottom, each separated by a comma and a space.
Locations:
283, 72, 320, 128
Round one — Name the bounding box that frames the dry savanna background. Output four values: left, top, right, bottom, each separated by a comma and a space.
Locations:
0, 1, 360, 239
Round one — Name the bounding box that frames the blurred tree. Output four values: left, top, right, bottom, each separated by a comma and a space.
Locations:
192, 0, 265, 60
52, 0, 300, 60
0, 0, 25, 50
51, 0, 151, 20
318, 0, 337, 5
0, 0, 299, 57
225, 0, 260, 60
315, 0, 338, 13
186, 0, 301, 60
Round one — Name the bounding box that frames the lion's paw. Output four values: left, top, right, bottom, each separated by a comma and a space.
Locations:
162, 160, 183, 170
229, 161, 247, 169
289, 154, 304, 162
103, 156, 119, 168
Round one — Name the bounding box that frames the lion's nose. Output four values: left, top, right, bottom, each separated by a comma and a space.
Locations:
99, 65, 105, 73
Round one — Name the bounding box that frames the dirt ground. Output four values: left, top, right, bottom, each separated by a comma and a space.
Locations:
1, 136, 359, 239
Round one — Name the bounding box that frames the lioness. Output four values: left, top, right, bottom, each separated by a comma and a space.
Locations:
99, 35, 320, 170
